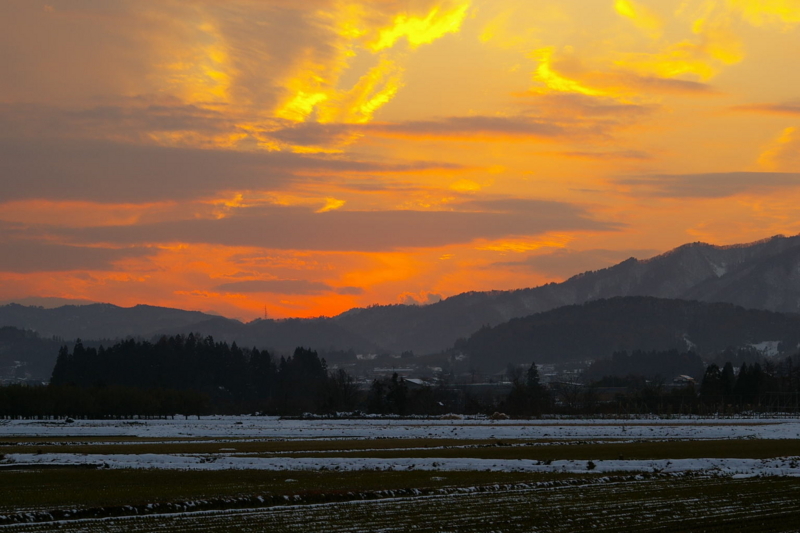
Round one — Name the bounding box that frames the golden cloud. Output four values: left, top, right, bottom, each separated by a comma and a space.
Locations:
759, 127, 800, 170
615, 0, 664, 39
368, 0, 470, 51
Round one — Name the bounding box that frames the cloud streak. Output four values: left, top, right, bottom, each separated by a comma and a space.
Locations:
731, 102, 800, 116
0, 137, 462, 202
214, 279, 363, 295
58, 199, 618, 252
616, 172, 800, 198
496, 248, 658, 278
0, 238, 151, 273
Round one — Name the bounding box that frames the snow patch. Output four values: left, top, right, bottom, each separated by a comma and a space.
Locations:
749, 341, 781, 357
1, 416, 799, 441
682, 334, 696, 351
5, 453, 800, 478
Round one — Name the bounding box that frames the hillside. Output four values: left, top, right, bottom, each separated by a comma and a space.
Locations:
0, 303, 378, 356
0, 303, 226, 341
152, 317, 379, 355
3, 234, 800, 359
0, 327, 66, 381
458, 296, 800, 371
335, 234, 800, 353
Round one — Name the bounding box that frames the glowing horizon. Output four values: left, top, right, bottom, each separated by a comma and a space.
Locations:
1, 0, 800, 321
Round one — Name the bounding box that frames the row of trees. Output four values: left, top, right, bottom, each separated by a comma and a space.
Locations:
49, 335, 359, 415
700, 356, 800, 409
501, 363, 549, 416
2, 334, 800, 418
585, 349, 705, 383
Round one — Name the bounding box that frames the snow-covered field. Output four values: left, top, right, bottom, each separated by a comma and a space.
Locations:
5, 452, 800, 478
2, 416, 800, 477
2, 415, 799, 440
2, 417, 800, 531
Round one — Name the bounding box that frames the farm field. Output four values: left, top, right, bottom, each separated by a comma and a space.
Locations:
1, 416, 799, 531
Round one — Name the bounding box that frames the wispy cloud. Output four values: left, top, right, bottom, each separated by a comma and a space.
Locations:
57, 199, 618, 252
730, 102, 800, 116
495, 247, 658, 278
0, 136, 462, 202
0, 237, 151, 274
214, 279, 363, 295
616, 172, 800, 198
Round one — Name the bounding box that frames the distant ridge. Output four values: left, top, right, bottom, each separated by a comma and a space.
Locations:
0, 303, 378, 356
4, 233, 800, 356
0, 303, 226, 341
333, 233, 800, 353
0, 296, 98, 308
458, 296, 800, 371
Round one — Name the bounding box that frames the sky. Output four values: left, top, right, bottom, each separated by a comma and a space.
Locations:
1, 0, 800, 320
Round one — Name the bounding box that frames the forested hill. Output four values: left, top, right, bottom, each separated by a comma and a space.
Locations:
0, 304, 378, 355
334, 234, 800, 354
4, 234, 800, 357
458, 297, 800, 371
152, 317, 379, 355
0, 303, 226, 341
0, 327, 65, 381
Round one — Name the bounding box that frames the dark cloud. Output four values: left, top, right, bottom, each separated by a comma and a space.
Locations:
615, 172, 800, 198
214, 279, 333, 294
265, 115, 567, 148
0, 0, 341, 109
335, 286, 365, 295
213, 279, 364, 295
496, 248, 657, 278
363, 116, 566, 139
625, 75, 719, 95
58, 199, 618, 252
518, 93, 658, 120
0, 102, 239, 140
0, 136, 461, 202
554, 150, 652, 160
263, 96, 656, 148
0, 238, 152, 273
0, 1, 163, 103
730, 103, 800, 116
267, 121, 365, 147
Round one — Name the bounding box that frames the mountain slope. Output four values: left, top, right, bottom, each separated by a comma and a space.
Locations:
153, 317, 379, 355
0, 327, 65, 381
4, 233, 800, 357
459, 296, 800, 371
0, 303, 379, 356
0, 303, 225, 341
336, 234, 800, 353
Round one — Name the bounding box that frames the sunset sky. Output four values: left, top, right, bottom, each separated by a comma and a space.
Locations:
2, 0, 800, 320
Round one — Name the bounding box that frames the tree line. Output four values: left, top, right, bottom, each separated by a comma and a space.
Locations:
2, 335, 800, 418
699, 356, 800, 412
45, 334, 360, 416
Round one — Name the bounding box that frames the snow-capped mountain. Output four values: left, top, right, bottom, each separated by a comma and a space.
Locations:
335, 234, 800, 353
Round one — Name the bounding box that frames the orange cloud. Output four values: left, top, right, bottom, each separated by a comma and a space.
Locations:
730, 103, 800, 116
275, 0, 471, 128
727, 0, 800, 27
368, 0, 470, 51
3, 0, 800, 321
759, 127, 800, 170
614, 0, 664, 40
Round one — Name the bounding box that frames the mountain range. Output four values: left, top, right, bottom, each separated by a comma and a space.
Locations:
3, 233, 800, 358
333, 233, 800, 353
459, 296, 800, 370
